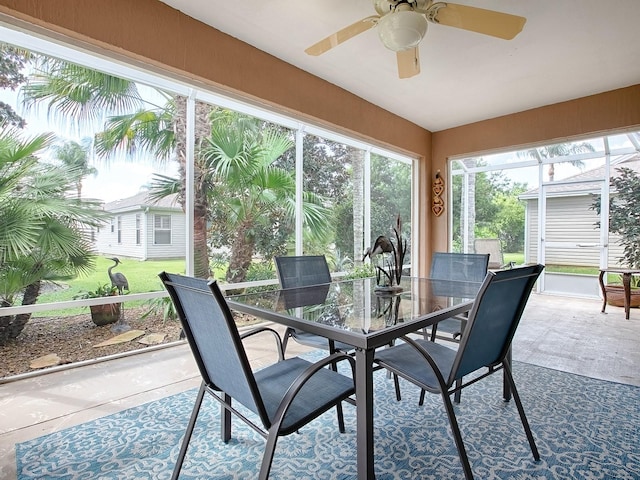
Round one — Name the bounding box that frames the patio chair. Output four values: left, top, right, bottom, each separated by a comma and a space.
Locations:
375, 264, 544, 480
159, 272, 356, 480
274, 255, 354, 432
274, 255, 353, 355
426, 252, 490, 343
392, 252, 489, 405
474, 238, 515, 270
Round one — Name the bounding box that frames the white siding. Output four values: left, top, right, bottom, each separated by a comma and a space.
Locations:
145, 210, 186, 260
95, 209, 185, 260
525, 196, 625, 267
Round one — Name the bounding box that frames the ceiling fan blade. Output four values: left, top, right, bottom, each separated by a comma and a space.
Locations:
397, 47, 420, 79
305, 16, 379, 56
430, 3, 526, 40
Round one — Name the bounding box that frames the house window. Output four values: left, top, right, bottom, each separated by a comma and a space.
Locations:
154, 214, 171, 245
110, 218, 114, 233
135, 214, 141, 245
117, 216, 122, 244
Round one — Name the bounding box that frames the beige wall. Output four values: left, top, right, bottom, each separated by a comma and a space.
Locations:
0, 0, 430, 157
0, 0, 638, 274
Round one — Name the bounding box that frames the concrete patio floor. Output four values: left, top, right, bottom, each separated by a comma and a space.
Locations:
1, 292, 639, 479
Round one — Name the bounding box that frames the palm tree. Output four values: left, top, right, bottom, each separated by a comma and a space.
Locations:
51, 138, 98, 197
0, 126, 104, 344
20, 56, 214, 278
519, 141, 595, 181
20, 54, 336, 281
151, 111, 330, 284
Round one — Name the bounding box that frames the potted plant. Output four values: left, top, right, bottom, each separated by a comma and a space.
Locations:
74, 283, 121, 326
592, 166, 640, 306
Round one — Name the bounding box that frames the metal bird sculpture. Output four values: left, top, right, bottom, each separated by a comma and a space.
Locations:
363, 235, 393, 261
108, 257, 129, 294
365, 215, 408, 290
107, 257, 131, 333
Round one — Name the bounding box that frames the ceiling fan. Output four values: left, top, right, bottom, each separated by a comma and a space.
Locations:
305, 0, 526, 79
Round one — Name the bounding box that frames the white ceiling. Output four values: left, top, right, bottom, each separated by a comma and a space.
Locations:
158, 0, 640, 132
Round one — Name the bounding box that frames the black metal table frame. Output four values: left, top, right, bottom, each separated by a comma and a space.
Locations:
227, 277, 479, 480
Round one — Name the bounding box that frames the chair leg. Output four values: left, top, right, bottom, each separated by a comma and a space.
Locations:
281, 328, 292, 356
441, 390, 474, 480
502, 362, 540, 461
393, 374, 402, 401
171, 383, 206, 480
335, 401, 346, 433
328, 341, 346, 433
426, 379, 461, 406
453, 378, 462, 404
259, 428, 280, 480
221, 393, 232, 443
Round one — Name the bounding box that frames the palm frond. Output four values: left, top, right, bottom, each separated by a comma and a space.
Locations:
21, 60, 144, 122
94, 109, 175, 162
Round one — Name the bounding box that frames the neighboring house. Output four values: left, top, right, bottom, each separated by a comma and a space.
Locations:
519, 154, 640, 268
95, 191, 185, 260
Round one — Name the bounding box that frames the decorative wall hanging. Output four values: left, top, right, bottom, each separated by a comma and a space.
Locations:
432, 170, 444, 217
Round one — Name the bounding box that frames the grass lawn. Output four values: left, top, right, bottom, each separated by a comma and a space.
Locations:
34, 257, 191, 317
30, 253, 609, 317
39, 257, 187, 303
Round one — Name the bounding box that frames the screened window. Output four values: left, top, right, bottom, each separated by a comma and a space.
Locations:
154, 214, 171, 245
0, 25, 416, 310
450, 130, 640, 297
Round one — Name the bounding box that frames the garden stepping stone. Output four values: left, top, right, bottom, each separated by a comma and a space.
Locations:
138, 333, 166, 345
30, 353, 62, 369
93, 330, 145, 347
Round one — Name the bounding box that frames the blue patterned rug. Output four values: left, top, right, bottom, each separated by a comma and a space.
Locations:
15, 355, 640, 479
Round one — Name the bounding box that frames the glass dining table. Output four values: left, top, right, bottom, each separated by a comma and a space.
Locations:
226, 276, 481, 480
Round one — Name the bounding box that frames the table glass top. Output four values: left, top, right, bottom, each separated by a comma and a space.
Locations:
227, 276, 480, 335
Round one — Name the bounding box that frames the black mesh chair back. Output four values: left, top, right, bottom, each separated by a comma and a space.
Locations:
274, 255, 331, 288
273, 255, 352, 432
375, 264, 544, 479
160, 272, 356, 479
161, 273, 264, 418
426, 252, 489, 345
430, 252, 489, 283
451, 264, 544, 382
273, 255, 351, 353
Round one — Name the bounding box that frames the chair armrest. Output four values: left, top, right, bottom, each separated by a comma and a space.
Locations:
240, 326, 285, 360
272, 352, 356, 425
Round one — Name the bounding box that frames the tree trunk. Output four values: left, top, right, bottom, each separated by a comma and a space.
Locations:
462, 159, 477, 253
352, 149, 365, 262
173, 96, 215, 278
0, 280, 41, 345
226, 220, 255, 284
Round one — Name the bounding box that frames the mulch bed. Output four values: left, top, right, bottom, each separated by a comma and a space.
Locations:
0, 306, 261, 379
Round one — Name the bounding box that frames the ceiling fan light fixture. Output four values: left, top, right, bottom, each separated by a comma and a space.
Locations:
377, 10, 427, 52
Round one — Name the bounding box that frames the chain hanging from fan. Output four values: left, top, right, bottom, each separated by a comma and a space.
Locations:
305, 0, 526, 79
